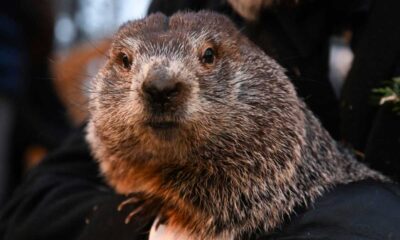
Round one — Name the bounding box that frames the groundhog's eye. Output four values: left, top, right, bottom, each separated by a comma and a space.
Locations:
201, 48, 215, 65
118, 52, 132, 70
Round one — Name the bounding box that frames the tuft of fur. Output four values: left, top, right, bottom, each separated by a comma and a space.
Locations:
86, 11, 385, 239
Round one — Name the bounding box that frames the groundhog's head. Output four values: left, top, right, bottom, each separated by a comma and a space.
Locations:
87, 11, 305, 237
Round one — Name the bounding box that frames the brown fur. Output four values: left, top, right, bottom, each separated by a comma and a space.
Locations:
86, 11, 385, 239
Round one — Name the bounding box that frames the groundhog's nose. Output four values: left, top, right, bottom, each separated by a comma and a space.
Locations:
142, 78, 182, 101
141, 69, 184, 109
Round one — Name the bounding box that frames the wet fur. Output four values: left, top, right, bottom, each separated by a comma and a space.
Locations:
86, 11, 385, 239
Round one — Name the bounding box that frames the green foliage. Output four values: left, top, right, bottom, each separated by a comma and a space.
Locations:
372, 77, 400, 114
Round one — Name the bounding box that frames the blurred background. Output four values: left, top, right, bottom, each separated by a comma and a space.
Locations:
0, 0, 399, 207
0, 0, 151, 206
54, 0, 151, 50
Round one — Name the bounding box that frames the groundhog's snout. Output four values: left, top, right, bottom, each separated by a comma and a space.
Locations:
141, 65, 189, 116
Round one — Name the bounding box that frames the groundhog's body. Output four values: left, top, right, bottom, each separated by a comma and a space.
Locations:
86, 11, 384, 239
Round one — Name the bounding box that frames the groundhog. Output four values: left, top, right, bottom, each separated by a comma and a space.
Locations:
86, 11, 385, 239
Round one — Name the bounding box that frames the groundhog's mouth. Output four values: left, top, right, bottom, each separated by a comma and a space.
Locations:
147, 121, 179, 130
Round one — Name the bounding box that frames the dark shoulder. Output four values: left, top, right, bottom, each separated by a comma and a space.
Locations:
0, 128, 152, 240
265, 180, 400, 240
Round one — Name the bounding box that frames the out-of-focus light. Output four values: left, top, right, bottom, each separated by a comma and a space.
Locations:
329, 37, 354, 97
117, 0, 152, 25
54, 0, 152, 49
55, 15, 76, 45
76, 0, 114, 38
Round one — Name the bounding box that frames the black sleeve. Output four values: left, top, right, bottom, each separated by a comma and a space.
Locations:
0, 127, 154, 240
265, 181, 400, 240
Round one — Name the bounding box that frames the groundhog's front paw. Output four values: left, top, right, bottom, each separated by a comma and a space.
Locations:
118, 193, 163, 224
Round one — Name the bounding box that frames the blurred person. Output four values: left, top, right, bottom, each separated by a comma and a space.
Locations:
340, 0, 400, 180
0, 0, 73, 205
0, 3, 24, 206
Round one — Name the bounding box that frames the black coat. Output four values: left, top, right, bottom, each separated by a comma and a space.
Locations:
1, 129, 400, 240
